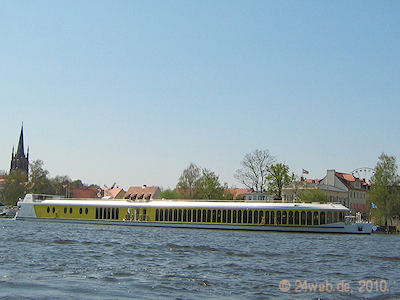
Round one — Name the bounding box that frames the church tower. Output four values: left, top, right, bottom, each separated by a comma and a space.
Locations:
10, 124, 29, 177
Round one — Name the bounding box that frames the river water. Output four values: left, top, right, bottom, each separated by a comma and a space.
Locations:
0, 219, 399, 299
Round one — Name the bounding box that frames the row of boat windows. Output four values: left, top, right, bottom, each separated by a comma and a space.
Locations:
46, 206, 89, 215
154, 209, 345, 226
95, 207, 120, 220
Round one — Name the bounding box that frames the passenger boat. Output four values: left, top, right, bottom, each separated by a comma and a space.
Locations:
16, 194, 373, 234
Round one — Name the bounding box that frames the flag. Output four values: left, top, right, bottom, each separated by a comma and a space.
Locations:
302, 169, 309, 175
370, 203, 378, 209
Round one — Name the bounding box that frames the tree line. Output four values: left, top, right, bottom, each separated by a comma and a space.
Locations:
0, 159, 91, 206
159, 149, 293, 200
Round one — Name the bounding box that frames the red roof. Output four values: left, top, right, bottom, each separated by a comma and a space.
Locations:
71, 186, 99, 198
225, 188, 253, 199
103, 187, 125, 199
335, 172, 363, 182
124, 186, 160, 200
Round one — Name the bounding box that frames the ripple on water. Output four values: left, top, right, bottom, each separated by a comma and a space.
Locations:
0, 220, 399, 299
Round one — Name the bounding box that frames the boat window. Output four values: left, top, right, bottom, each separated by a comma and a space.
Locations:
222, 210, 227, 223
301, 211, 306, 225
339, 212, 344, 222
70, 207, 73, 214
143, 208, 147, 221
79, 208, 83, 215
243, 210, 248, 223
183, 209, 187, 222
238, 210, 242, 223
259, 211, 264, 224
64, 207, 67, 214
248, 210, 253, 223
288, 211, 294, 225
202, 210, 207, 222
156, 209, 159, 221
174, 209, 177, 221
276, 211, 281, 225
253, 211, 258, 224
47, 207, 50, 213
313, 211, 319, 225
85, 208, 88, 215
307, 211, 312, 225
282, 211, 287, 225
233, 210, 237, 223
217, 210, 221, 223
327, 211, 332, 224
270, 211, 275, 225
265, 211, 269, 224
160, 209, 164, 221
116, 208, 119, 220
212, 210, 216, 223
294, 211, 299, 225
178, 209, 182, 222
227, 210, 232, 223
52, 207, 55, 213
320, 212, 326, 225
95, 208, 99, 219
192, 210, 197, 222
108, 208, 112, 219
207, 210, 211, 222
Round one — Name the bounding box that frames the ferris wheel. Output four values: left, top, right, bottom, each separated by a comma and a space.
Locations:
352, 167, 375, 183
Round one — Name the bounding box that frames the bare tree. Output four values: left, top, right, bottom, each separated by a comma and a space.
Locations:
234, 149, 276, 192
176, 163, 201, 198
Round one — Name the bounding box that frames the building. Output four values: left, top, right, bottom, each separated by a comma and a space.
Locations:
320, 170, 370, 213
0, 170, 6, 201
225, 188, 253, 200
102, 187, 125, 199
10, 125, 29, 177
282, 169, 370, 213
244, 192, 271, 202
124, 185, 161, 201
71, 186, 100, 198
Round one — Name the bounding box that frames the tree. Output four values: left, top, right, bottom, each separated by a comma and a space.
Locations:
234, 149, 275, 192
369, 153, 400, 226
51, 175, 72, 196
298, 189, 329, 203
28, 160, 55, 194
176, 163, 201, 198
3, 171, 28, 206
196, 168, 224, 200
267, 163, 291, 200
158, 188, 181, 199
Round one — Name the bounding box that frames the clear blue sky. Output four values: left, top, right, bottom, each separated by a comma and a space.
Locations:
1, 1, 399, 189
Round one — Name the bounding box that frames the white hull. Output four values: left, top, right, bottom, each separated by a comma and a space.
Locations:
16, 216, 373, 234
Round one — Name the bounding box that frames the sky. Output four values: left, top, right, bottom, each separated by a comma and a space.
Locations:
1, 1, 399, 190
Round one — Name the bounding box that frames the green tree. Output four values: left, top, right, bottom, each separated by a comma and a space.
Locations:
196, 168, 224, 199
51, 175, 72, 196
298, 189, 329, 203
176, 163, 201, 198
369, 153, 400, 226
158, 188, 181, 199
234, 149, 275, 192
3, 171, 28, 206
267, 163, 291, 200
28, 160, 55, 194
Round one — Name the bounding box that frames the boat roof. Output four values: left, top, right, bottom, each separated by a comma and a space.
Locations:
37, 199, 349, 211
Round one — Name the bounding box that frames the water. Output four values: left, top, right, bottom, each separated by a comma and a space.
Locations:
0, 219, 399, 299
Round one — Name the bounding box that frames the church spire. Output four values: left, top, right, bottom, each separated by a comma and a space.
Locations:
10, 123, 29, 177
16, 123, 25, 157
